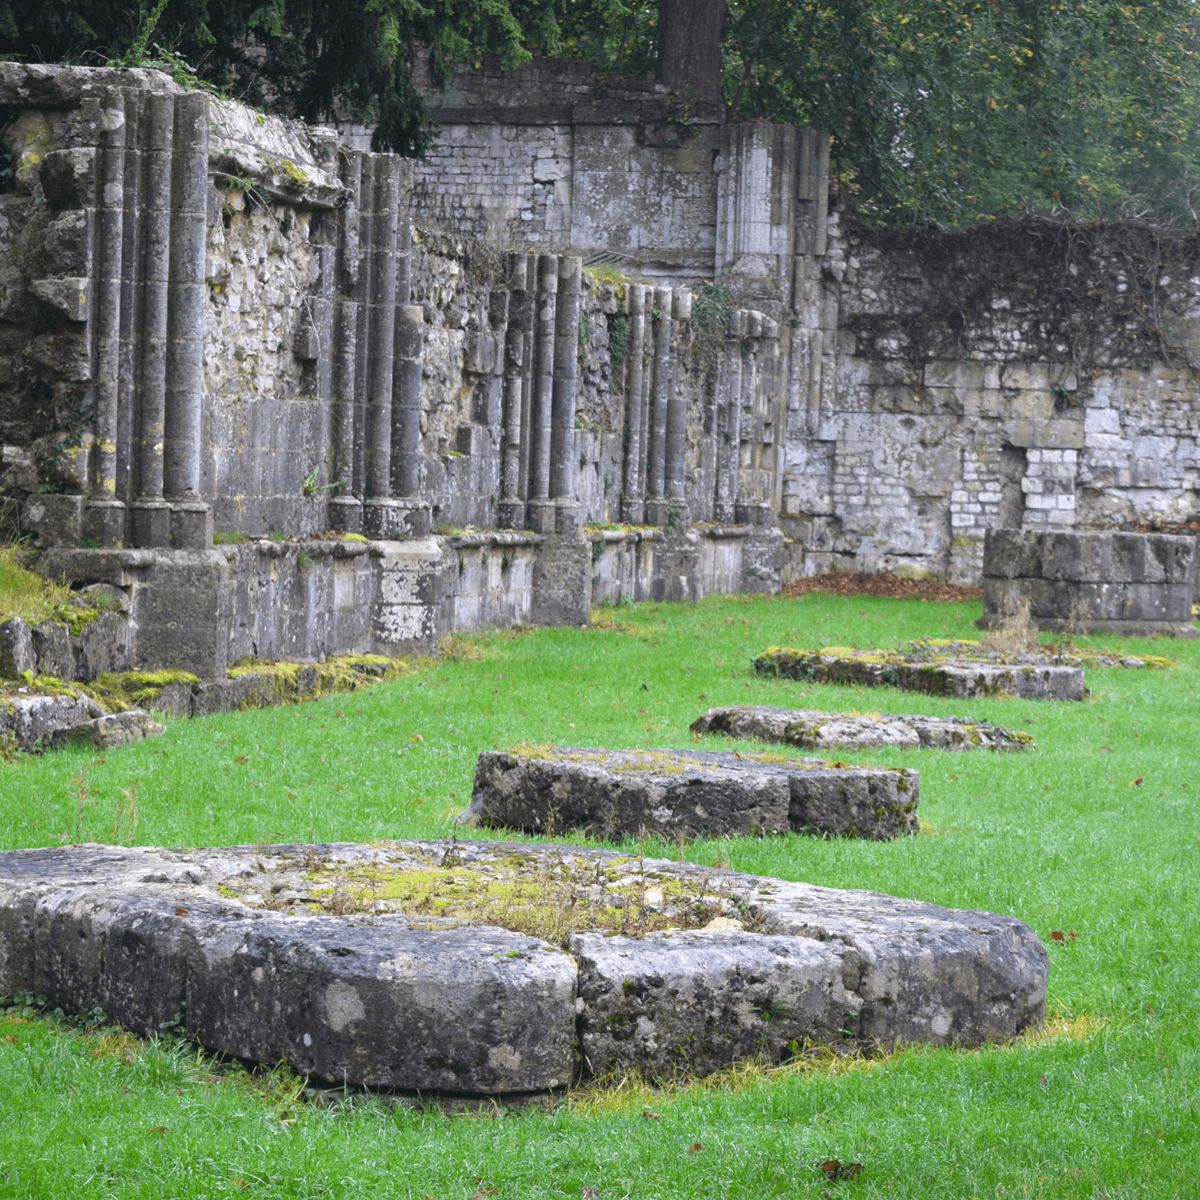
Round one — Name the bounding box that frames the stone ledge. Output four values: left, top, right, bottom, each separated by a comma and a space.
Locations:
462, 746, 919, 840
691, 705, 1034, 752
754, 649, 1086, 701
0, 841, 1049, 1091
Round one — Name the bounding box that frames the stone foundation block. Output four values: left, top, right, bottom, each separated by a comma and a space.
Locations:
755, 649, 1086, 701
572, 930, 848, 1078
0, 618, 36, 678
0, 841, 1049, 1087
464, 747, 919, 840
691, 706, 1033, 751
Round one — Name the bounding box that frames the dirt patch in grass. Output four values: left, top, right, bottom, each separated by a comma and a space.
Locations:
783, 572, 983, 603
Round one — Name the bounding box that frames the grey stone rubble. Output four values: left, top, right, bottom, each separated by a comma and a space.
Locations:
0, 689, 163, 751
0, 609, 134, 683
754, 649, 1087, 702
462, 746, 919, 840
981, 529, 1199, 638
0, 841, 1048, 1090
690, 705, 1034, 752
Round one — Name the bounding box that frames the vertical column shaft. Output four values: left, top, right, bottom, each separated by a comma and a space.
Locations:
645, 286, 673, 504
499, 253, 529, 527
528, 253, 557, 503
163, 92, 209, 500
138, 93, 172, 504
328, 151, 361, 532
351, 154, 374, 500
92, 91, 125, 507
620, 284, 647, 522
665, 287, 691, 502
516, 252, 537, 504
714, 312, 745, 523
549, 255, 581, 501
390, 304, 424, 499
116, 91, 143, 507
365, 156, 398, 502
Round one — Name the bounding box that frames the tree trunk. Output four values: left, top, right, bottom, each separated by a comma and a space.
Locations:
656, 0, 727, 106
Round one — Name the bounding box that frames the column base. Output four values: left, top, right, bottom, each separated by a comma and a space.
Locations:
555, 500, 582, 538
130, 499, 171, 548
363, 497, 431, 539
84, 499, 126, 548
169, 500, 213, 550
735, 501, 775, 527
327, 496, 363, 535
496, 497, 525, 530
619, 497, 645, 525
526, 499, 556, 534
713, 500, 737, 525
645, 498, 689, 530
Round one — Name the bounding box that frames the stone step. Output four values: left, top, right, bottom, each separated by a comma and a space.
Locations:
462, 746, 919, 840
754, 648, 1086, 700
690, 705, 1034, 751
0, 841, 1049, 1091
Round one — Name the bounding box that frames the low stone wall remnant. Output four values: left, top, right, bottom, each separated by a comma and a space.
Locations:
754, 647, 1087, 701
691, 705, 1034, 751
980, 529, 1198, 638
463, 746, 919, 840
0, 841, 1049, 1091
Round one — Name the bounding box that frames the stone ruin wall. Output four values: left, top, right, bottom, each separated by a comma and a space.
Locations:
0, 55, 1197, 652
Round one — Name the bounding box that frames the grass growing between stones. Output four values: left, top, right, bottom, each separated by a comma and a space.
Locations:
1, 590, 1198, 1198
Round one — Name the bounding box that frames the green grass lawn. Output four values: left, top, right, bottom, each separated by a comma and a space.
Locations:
1, 590, 1197, 1199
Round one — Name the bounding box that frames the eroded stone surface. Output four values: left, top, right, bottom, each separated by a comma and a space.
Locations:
755, 648, 1086, 701
691, 706, 1034, 751
0, 841, 1048, 1090
463, 746, 920, 840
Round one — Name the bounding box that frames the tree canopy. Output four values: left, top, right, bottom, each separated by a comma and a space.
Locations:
4, 0, 1200, 226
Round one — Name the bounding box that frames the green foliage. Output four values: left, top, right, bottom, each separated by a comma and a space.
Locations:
607, 312, 630, 365
0, 0, 561, 155
556, 0, 1200, 227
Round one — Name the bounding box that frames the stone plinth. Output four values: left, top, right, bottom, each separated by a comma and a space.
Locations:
0, 841, 1048, 1089
462, 747, 919, 840
754, 648, 1086, 701
691, 706, 1034, 751
980, 529, 1198, 638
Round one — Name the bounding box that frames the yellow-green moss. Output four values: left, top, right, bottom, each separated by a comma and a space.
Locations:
85, 670, 200, 713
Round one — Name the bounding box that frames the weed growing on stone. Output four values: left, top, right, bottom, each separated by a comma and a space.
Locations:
0, 589, 1198, 1197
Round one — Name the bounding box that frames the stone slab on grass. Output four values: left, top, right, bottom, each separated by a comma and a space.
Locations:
755, 648, 1085, 701
691, 705, 1034, 751
464, 747, 920, 840
0, 841, 1047, 1088
0, 690, 164, 751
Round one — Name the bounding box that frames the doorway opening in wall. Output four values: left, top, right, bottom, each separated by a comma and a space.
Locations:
998, 443, 1027, 529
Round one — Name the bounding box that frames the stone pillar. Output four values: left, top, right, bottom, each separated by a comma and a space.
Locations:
620, 284, 648, 525
351, 153, 374, 512
363, 156, 401, 538
163, 91, 211, 550
550, 255, 582, 535
498, 252, 530, 529
84, 89, 128, 548
389, 303, 430, 535
516, 251, 537, 512
713, 309, 745, 524
644, 286, 673, 527
328, 152, 362, 533
115, 91, 144, 512
526, 253, 558, 534
664, 286, 692, 525
131, 92, 173, 548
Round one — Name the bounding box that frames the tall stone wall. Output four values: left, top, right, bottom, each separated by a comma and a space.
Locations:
782, 215, 1200, 584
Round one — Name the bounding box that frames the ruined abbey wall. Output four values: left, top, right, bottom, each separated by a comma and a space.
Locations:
0, 59, 1196, 674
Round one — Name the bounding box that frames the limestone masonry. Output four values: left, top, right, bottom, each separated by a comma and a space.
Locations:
0, 841, 1049, 1091
0, 58, 1197, 664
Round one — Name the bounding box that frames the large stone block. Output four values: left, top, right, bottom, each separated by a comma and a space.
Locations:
0, 841, 1049, 1085
463, 747, 919, 840
572, 930, 848, 1078
0, 617, 35, 678
982, 529, 1043, 579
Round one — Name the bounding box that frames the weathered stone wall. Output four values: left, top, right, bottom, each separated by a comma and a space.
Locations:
781, 212, 1200, 584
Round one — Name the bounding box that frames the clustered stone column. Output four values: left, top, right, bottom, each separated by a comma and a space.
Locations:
323, 153, 429, 538
30, 85, 216, 550
495, 251, 584, 536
